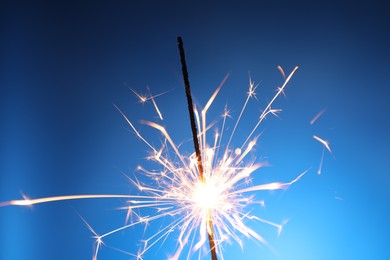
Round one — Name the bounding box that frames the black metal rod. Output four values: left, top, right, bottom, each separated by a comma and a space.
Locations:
177, 36, 218, 260
177, 36, 204, 182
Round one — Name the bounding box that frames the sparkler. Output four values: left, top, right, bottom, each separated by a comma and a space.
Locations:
177, 36, 217, 260
1, 39, 309, 260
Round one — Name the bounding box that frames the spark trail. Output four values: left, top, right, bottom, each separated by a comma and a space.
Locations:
1, 42, 308, 260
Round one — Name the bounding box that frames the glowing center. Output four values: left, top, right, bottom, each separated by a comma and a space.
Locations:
193, 181, 220, 210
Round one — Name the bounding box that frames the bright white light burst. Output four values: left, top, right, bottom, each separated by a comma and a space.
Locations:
2, 66, 310, 260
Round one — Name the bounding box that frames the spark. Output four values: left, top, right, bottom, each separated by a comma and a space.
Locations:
317, 148, 325, 175
313, 135, 332, 175
225, 75, 257, 154
277, 65, 286, 79
310, 108, 326, 125
313, 135, 332, 154
129, 87, 148, 103
1, 194, 146, 207
147, 85, 164, 120
241, 66, 299, 149
129, 85, 172, 119
276, 66, 288, 98
1, 64, 309, 259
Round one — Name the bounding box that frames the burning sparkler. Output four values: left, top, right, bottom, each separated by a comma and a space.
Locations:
178, 36, 218, 260
1, 38, 309, 260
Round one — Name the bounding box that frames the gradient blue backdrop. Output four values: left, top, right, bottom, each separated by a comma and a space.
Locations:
1, 1, 389, 259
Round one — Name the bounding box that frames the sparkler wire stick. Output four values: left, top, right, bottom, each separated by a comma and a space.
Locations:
177, 37, 205, 182
177, 36, 218, 260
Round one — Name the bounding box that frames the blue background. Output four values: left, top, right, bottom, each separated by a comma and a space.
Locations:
1, 1, 389, 259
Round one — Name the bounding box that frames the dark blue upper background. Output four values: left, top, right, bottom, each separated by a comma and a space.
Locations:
1, 1, 389, 259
